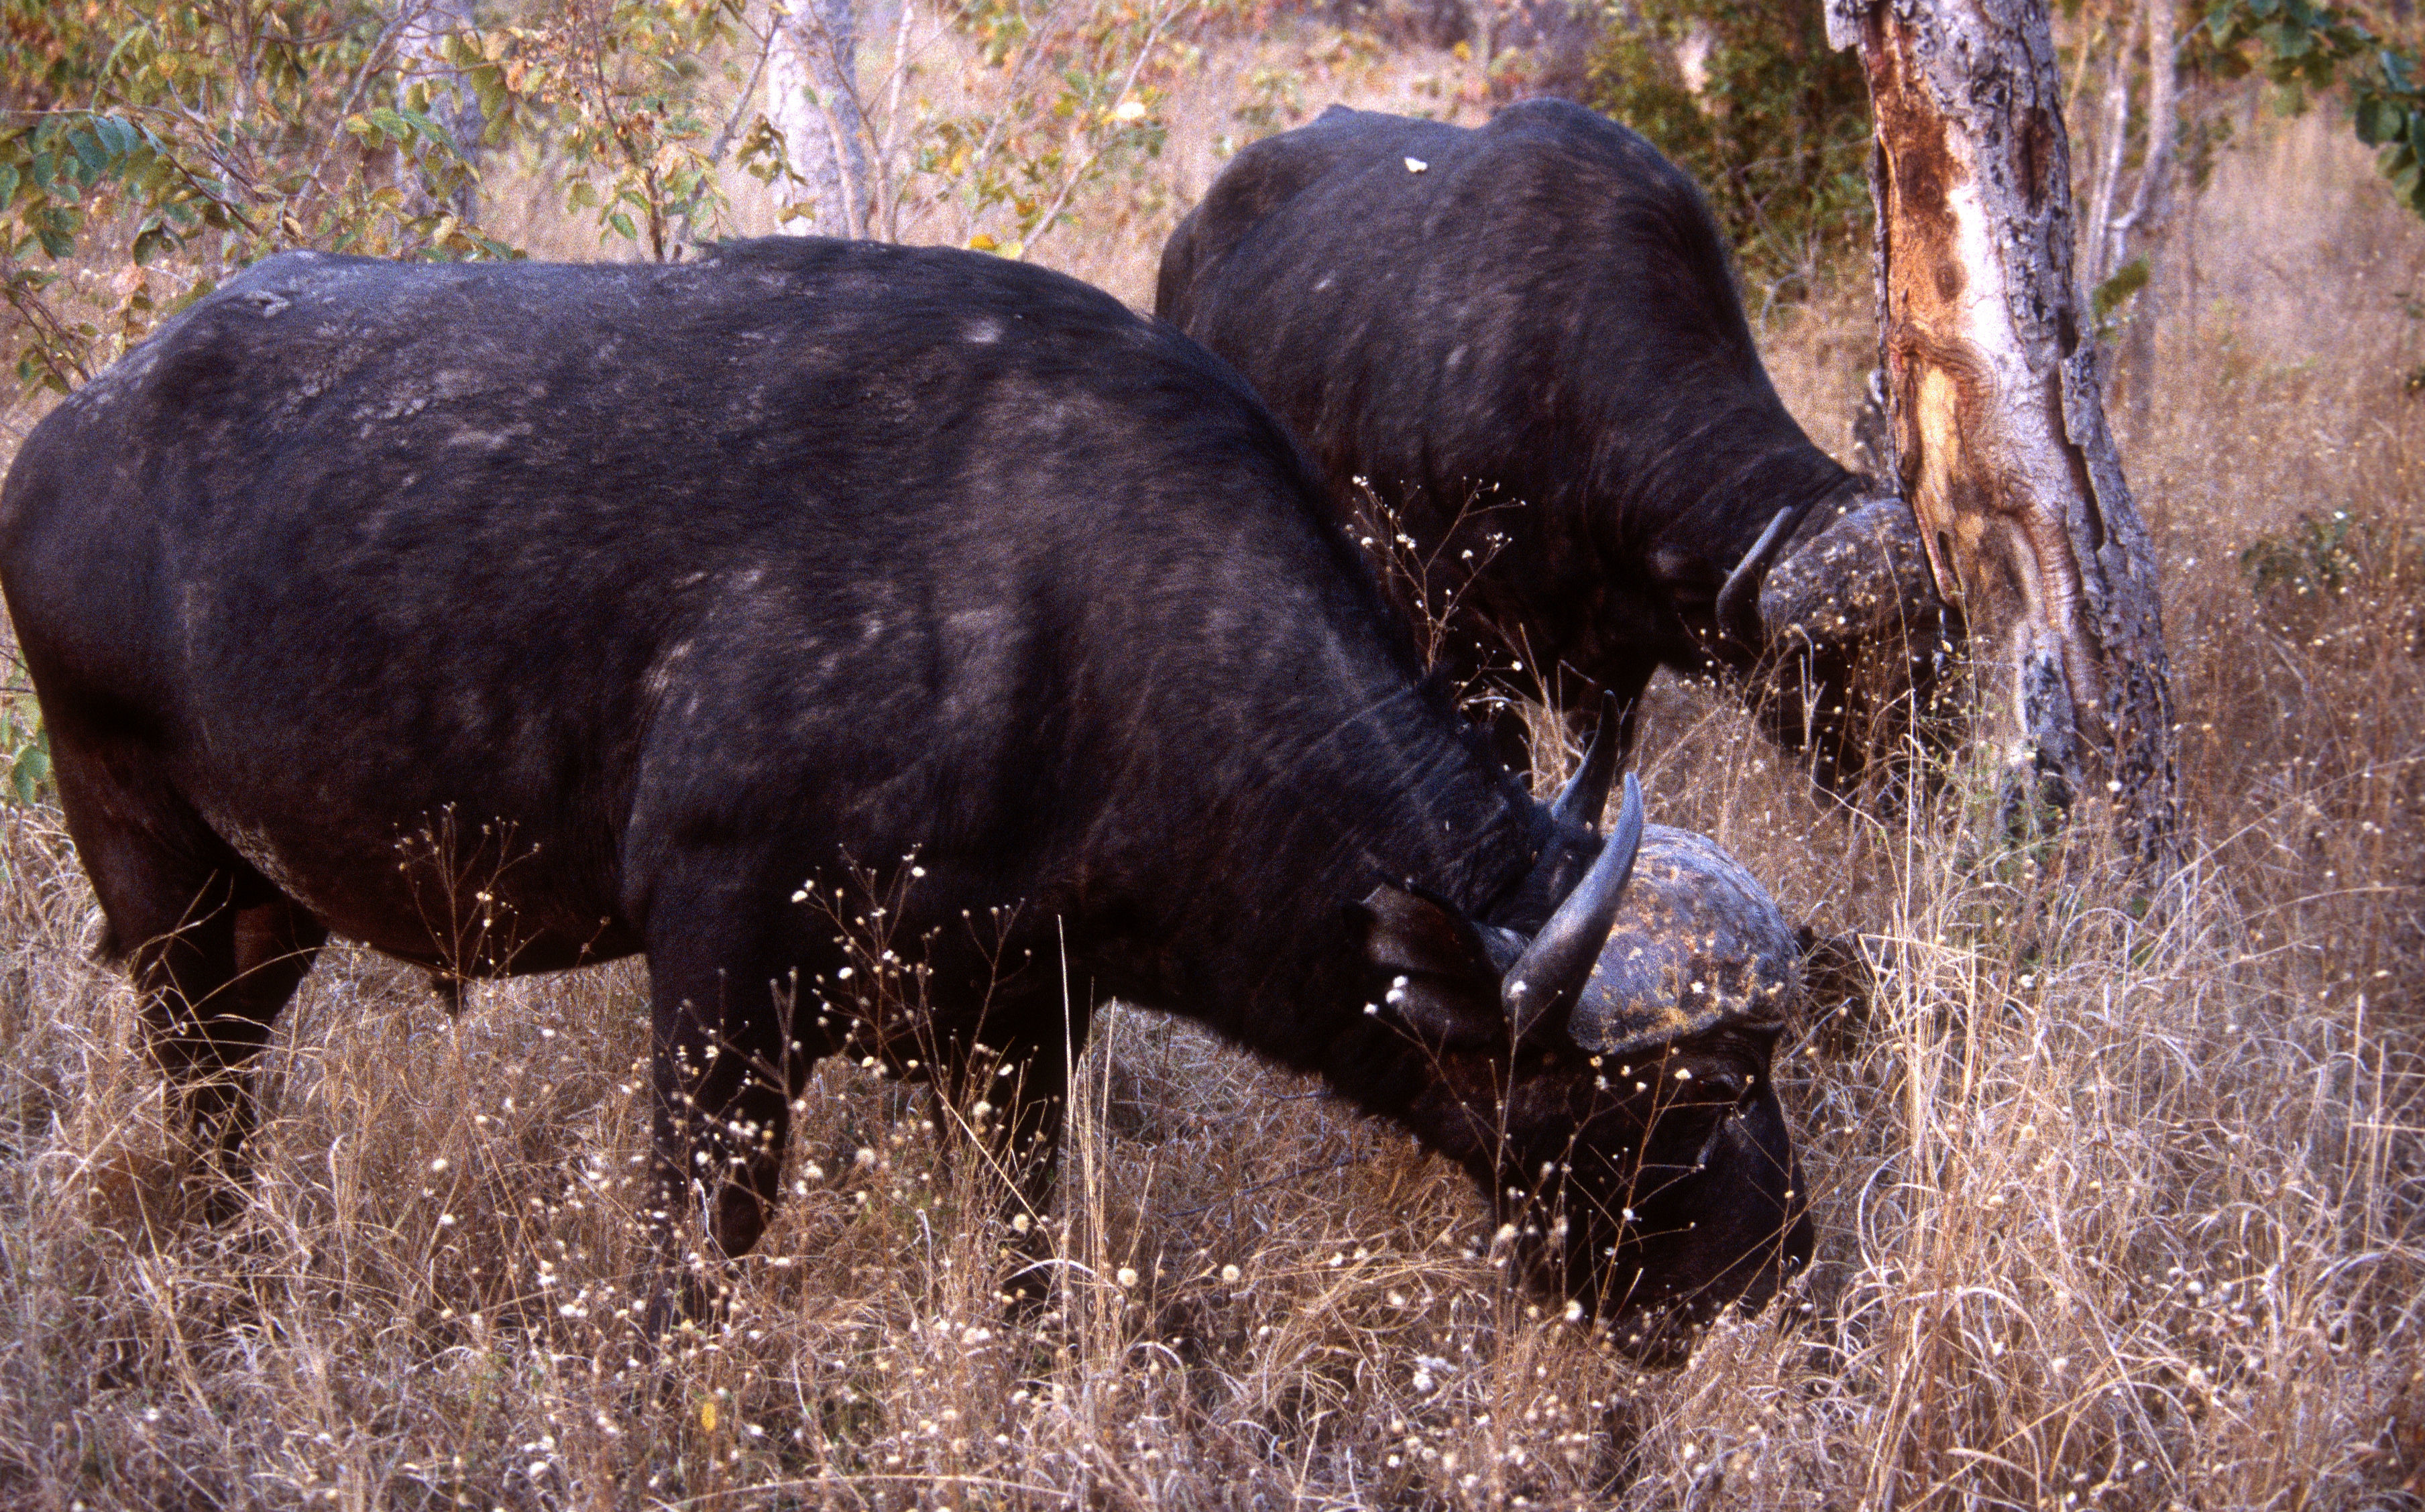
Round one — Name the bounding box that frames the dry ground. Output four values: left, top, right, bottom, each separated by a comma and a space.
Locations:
1, 27, 2422, 1512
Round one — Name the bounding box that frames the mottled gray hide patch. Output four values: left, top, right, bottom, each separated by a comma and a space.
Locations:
1567, 825, 1799, 1057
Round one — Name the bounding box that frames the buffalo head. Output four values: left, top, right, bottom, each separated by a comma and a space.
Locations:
1350, 746, 1813, 1344
1718, 491, 1952, 796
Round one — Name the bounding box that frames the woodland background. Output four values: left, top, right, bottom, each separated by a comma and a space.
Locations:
1, 0, 2422, 1507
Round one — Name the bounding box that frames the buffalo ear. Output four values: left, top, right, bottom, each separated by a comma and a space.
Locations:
1347, 884, 1516, 1049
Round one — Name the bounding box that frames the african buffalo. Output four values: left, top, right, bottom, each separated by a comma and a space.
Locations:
1, 237, 1809, 1333
1157, 99, 1948, 793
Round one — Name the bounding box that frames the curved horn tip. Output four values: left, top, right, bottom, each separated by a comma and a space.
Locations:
1504, 772, 1650, 1033
1717, 507, 1797, 651
1609, 772, 1644, 877
1548, 693, 1626, 831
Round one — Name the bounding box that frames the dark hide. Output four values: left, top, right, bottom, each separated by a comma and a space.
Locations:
0, 238, 1808, 1336
1156, 100, 1948, 793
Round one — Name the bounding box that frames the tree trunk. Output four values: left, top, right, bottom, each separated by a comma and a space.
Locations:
395, 0, 485, 223
2110, 0, 2179, 440
1825, 0, 2180, 867
765, 0, 871, 236
2107, 0, 2178, 271
2082, 0, 2137, 288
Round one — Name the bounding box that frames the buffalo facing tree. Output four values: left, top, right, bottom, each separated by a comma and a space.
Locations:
1158, 100, 1948, 795
1, 238, 1810, 1338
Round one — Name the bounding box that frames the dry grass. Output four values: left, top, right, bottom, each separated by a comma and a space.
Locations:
1, 37, 2422, 1512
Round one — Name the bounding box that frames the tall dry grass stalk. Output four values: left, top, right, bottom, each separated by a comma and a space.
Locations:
0, 56, 2419, 1512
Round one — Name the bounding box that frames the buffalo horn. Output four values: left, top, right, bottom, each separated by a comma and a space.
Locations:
1547, 697, 1624, 831
1504, 772, 1646, 1037
1716, 507, 1797, 652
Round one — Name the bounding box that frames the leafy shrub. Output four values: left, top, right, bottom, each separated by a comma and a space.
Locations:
2241, 505, 2425, 656
1, 694, 48, 807
2243, 509, 2365, 605
468, 0, 748, 259
0, 0, 509, 395
901, 0, 1180, 253
2194, 0, 2425, 219
1582, 0, 1871, 302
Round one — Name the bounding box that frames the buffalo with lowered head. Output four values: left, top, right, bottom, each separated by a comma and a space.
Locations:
0, 237, 1810, 1336
1158, 99, 1948, 793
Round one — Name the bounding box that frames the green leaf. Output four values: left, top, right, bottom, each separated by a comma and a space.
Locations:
2356, 95, 2402, 144
15, 742, 49, 805
2387, 145, 2422, 198
606, 209, 637, 240
396, 107, 451, 150
2261, 20, 2309, 60
68, 126, 109, 175
94, 114, 138, 158
131, 222, 176, 264
2093, 257, 2152, 323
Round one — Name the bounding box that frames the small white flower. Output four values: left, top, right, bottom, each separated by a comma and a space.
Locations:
1404, 156, 1428, 172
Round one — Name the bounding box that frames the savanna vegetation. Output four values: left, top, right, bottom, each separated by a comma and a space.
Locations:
1, 0, 2422, 1507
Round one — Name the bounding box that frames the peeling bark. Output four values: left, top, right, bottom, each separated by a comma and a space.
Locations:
1825, 0, 2179, 866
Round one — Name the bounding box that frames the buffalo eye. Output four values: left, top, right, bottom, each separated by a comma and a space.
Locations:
1701, 1070, 1747, 1103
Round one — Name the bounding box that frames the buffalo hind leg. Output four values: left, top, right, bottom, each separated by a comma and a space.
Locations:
58, 766, 328, 1216
150, 890, 328, 1216
640, 945, 814, 1330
